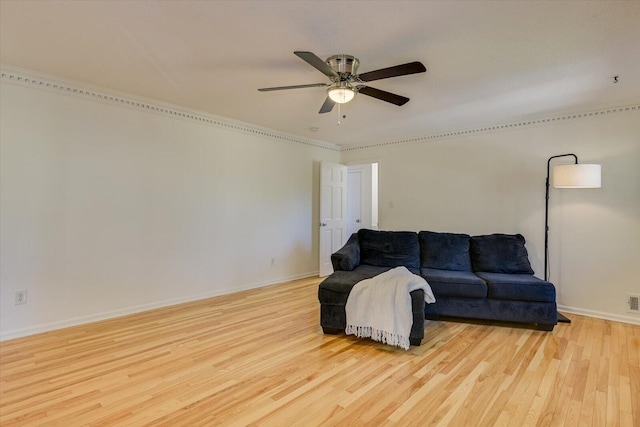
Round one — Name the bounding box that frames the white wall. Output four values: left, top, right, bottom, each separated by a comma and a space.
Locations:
0, 73, 340, 340
341, 108, 640, 324
2, 69, 637, 340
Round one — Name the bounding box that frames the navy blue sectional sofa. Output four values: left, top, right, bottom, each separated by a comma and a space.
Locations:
318, 229, 558, 345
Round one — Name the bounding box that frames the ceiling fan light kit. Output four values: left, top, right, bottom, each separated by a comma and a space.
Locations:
258, 51, 426, 114
327, 83, 356, 104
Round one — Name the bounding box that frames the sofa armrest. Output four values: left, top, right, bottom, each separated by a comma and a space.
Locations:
331, 233, 360, 271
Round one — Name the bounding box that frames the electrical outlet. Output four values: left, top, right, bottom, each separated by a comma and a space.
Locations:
15, 290, 27, 305
628, 294, 639, 313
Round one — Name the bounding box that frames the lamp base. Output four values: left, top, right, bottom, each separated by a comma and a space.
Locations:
557, 312, 571, 323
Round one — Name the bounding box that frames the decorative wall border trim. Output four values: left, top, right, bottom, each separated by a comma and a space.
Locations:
4, 67, 638, 155
342, 104, 640, 152
0, 68, 341, 153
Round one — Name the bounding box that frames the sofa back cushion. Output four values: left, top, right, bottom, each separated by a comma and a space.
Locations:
470, 233, 534, 274
419, 231, 472, 271
357, 229, 420, 269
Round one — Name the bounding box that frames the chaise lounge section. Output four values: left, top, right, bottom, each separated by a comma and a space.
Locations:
318, 231, 427, 346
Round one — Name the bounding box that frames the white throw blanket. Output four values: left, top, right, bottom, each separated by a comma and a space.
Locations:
345, 266, 436, 350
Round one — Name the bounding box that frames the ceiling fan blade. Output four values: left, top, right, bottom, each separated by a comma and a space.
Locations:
357, 86, 410, 106
258, 83, 329, 92
357, 61, 426, 82
294, 51, 339, 78
319, 97, 335, 114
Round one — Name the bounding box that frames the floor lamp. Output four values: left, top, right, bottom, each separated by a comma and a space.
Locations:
545, 154, 601, 322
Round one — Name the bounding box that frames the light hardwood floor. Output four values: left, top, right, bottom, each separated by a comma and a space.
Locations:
1, 276, 639, 426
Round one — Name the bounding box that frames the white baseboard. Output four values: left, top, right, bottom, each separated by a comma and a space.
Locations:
557, 304, 640, 326
0, 271, 319, 342
6, 278, 634, 342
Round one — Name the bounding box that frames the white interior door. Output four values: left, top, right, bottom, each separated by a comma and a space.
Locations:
319, 162, 347, 277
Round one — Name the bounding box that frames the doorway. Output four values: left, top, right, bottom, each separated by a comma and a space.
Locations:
347, 162, 379, 236
318, 161, 379, 277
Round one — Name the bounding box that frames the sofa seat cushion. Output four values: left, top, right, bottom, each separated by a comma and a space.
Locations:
420, 268, 487, 299
419, 231, 472, 271
318, 265, 420, 305
470, 234, 534, 274
358, 229, 420, 269
475, 272, 556, 303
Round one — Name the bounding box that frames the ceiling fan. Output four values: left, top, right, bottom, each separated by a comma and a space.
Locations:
258, 51, 427, 114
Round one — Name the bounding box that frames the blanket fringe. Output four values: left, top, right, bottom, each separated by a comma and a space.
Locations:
345, 325, 411, 350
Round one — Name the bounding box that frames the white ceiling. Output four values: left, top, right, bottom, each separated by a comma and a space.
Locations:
1, 0, 639, 147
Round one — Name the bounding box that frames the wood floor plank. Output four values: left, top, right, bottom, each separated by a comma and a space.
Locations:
1, 277, 639, 426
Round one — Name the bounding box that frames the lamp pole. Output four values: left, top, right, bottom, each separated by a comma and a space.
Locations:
545, 153, 578, 281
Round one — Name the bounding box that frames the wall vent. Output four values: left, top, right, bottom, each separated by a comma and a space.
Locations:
628, 294, 640, 313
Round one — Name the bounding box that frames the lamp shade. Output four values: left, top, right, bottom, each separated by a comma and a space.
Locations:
553, 164, 601, 188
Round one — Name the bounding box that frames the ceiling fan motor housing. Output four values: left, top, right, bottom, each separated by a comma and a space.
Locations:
326, 55, 359, 78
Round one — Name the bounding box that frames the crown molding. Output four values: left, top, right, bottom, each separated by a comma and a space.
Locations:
4, 67, 638, 154
0, 67, 341, 153
342, 104, 640, 152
